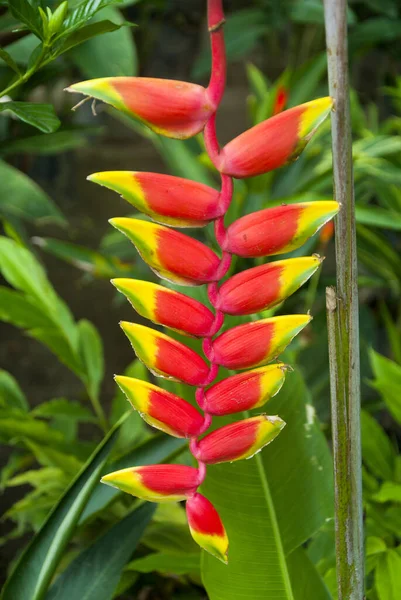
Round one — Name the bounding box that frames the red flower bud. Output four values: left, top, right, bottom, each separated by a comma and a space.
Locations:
112, 279, 215, 337
89, 171, 222, 228
223, 201, 339, 258
66, 77, 216, 139
215, 98, 332, 178
186, 493, 229, 564
193, 415, 285, 464
211, 315, 311, 370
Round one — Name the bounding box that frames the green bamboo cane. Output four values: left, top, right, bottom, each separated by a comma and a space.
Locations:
323, 1, 364, 599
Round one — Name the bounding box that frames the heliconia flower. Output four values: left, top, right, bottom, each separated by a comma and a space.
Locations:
88, 171, 222, 228
101, 464, 200, 502
272, 84, 288, 115
193, 415, 285, 464
216, 256, 322, 315
211, 314, 311, 370
110, 218, 221, 286
120, 322, 209, 386
215, 97, 333, 178
112, 279, 215, 337
66, 77, 216, 139
186, 493, 229, 564
222, 201, 340, 258
115, 376, 205, 438
203, 364, 287, 416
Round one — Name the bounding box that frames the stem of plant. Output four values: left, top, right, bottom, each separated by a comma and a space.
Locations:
323, 1, 364, 599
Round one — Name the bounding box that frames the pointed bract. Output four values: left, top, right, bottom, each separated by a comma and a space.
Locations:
89, 171, 222, 228
211, 315, 311, 370
186, 493, 229, 563
223, 201, 339, 258
204, 364, 287, 415
120, 322, 210, 386
101, 464, 200, 502
217, 256, 322, 315
66, 77, 215, 139
112, 279, 215, 337
216, 97, 333, 178
110, 218, 221, 286
194, 415, 285, 464
115, 376, 205, 438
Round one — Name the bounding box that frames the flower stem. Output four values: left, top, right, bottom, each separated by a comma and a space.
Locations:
323, 1, 364, 598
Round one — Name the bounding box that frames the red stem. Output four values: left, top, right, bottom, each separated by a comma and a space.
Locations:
207, 0, 226, 107
189, 0, 232, 491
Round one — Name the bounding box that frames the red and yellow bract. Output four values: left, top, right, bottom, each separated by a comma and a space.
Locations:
68, 0, 338, 563
89, 172, 222, 228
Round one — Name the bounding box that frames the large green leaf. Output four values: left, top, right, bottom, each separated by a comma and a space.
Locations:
0, 102, 60, 133
287, 547, 332, 600
0, 161, 65, 225
201, 370, 333, 600
46, 503, 155, 600
69, 7, 136, 77
1, 416, 124, 600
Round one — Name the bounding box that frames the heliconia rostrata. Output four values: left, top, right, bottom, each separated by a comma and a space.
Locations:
68, 0, 339, 564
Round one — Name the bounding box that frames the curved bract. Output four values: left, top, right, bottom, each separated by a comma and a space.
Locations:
89, 172, 222, 228
77, 0, 337, 564
66, 77, 216, 139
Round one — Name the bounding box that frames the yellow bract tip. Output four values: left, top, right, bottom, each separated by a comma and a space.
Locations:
299, 97, 333, 139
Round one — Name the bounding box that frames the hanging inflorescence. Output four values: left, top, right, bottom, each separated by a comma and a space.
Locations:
67, 0, 339, 564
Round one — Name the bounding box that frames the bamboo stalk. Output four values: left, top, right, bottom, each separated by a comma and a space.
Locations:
323, 1, 364, 599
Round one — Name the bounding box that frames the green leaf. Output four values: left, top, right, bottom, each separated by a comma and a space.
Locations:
0, 236, 79, 368
0, 286, 52, 331
32, 398, 95, 422
287, 547, 332, 600
0, 369, 28, 411
0, 412, 67, 447
142, 522, 199, 555
375, 549, 401, 600
46, 503, 155, 600
69, 7, 137, 77
201, 370, 333, 600
61, 17, 132, 55
370, 350, 401, 425
0, 161, 65, 225
60, 0, 123, 36
6, 467, 67, 489
1, 416, 123, 600
126, 552, 200, 576
79, 434, 185, 523
0, 129, 94, 156
372, 482, 401, 503
0, 47, 21, 73
0, 102, 60, 133
9, 0, 43, 40
356, 206, 401, 231
77, 319, 104, 400
32, 236, 132, 278
361, 410, 394, 480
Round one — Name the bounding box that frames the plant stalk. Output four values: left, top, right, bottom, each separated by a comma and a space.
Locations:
323, 1, 364, 599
